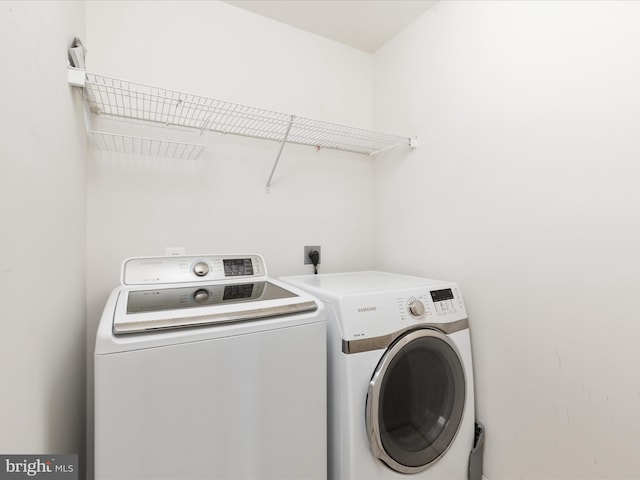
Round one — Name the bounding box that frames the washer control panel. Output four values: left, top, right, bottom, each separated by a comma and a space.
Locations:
122, 254, 266, 285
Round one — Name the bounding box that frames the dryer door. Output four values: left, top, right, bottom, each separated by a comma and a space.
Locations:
365, 328, 466, 473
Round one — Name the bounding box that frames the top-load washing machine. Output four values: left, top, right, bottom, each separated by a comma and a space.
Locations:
94, 254, 326, 480
280, 271, 475, 479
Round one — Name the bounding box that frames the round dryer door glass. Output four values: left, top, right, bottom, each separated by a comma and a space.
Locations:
366, 328, 466, 474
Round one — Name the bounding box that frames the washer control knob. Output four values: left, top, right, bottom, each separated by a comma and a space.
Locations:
193, 289, 210, 304
408, 299, 426, 318
193, 261, 209, 277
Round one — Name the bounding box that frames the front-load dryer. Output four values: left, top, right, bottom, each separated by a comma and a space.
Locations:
280, 271, 474, 479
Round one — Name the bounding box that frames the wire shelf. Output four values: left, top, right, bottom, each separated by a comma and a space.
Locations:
88, 131, 205, 160
83, 72, 413, 156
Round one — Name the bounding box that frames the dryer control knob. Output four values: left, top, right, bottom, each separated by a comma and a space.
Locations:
193, 289, 210, 303
193, 261, 210, 277
408, 299, 426, 318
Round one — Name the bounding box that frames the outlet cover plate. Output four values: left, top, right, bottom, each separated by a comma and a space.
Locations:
304, 246, 321, 265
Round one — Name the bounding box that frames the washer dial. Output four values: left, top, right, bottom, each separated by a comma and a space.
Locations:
193, 261, 210, 277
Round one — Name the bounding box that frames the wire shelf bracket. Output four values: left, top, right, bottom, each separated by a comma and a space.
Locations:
266, 115, 294, 189
68, 67, 417, 179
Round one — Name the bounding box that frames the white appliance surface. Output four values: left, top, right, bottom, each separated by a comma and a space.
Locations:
280, 270, 475, 480
95, 254, 327, 480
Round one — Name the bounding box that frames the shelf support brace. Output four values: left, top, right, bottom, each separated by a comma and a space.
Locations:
266, 115, 294, 188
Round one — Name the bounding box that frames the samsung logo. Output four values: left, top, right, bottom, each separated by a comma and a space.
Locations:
358, 306, 377, 313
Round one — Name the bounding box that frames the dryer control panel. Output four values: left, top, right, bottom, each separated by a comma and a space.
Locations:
430, 287, 465, 316
279, 272, 468, 343
397, 285, 464, 322
122, 254, 266, 286
337, 283, 467, 341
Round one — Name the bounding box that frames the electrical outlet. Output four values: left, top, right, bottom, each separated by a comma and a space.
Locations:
304, 246, 321, 265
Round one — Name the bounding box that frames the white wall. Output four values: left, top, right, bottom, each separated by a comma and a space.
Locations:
0, 0, 86, 467
84, 0, 375, 291
84, 1, 376, 476
373, 1, 640, 479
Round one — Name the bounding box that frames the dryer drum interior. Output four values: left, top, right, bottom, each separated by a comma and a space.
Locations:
366, 328, 466, 474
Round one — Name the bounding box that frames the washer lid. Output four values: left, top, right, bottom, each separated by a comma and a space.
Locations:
113, 280, 317, 334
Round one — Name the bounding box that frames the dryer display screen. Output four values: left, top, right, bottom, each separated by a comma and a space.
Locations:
430, 288, 454, 303
224, 258, 254, 276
